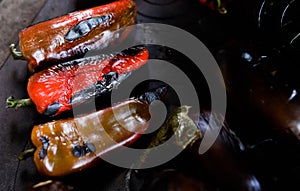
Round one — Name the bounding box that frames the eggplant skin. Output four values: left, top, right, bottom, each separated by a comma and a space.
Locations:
216, 40, 300, 147
141, 169, 215, 191
188, 111, 262, 191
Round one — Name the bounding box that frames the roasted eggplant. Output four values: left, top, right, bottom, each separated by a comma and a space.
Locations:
136, 103, 262, 191
216, 40, 300, 146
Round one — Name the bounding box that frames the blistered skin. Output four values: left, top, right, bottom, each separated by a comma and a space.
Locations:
31, 99, 151, 177
27, 46, 149, 116
19, 0, 136, 72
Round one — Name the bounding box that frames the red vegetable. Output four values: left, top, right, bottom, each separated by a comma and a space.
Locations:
11, 0, 136, 72
27, 46, 149, 116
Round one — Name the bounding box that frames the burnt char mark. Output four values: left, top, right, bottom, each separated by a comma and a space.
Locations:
39, 137, 49, 159
69, 85, 98, 106
65, 14, 113, 42
72, 142, 96, 158
84, 142, 96, 153
121, 45, 146, 56
138, 85, 169, 104
43, 102, 63, 116
72, 145, 85, 158
130, 80, 181, 115
100, 71, 118, 87
69, 72, 129, 106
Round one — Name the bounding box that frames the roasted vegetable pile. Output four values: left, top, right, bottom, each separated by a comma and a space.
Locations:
3, 0, 300, 191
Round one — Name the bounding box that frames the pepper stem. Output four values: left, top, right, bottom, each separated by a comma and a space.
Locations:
18, 148, 35, 161
216, 0, 227, 14
6, 96, 32, 109
9, 44, 24, 60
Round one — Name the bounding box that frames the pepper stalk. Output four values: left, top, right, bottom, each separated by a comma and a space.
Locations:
9, 44, 24, 60
6, 96, 32, 109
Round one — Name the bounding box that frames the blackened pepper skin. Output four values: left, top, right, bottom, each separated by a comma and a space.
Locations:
16, 0, 136, 73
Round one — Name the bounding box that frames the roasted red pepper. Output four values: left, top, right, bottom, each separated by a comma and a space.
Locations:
31, 98, 151, 177
26, 46, 149, 116
10, 0, 136, 72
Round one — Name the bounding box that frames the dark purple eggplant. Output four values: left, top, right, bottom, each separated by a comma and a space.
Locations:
214, 40, 300, 190
216, 40, 300, 147
135, 169, 217, 191
188, 110, 262, 191
136, 103, 262, 191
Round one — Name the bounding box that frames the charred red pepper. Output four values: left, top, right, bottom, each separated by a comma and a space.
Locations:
31, 98, 151, 177
7, 46, 148, 116
25, 46, 148, 116
10, 0, 136, 72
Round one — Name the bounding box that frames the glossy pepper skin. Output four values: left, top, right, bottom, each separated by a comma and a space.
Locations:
18, 0, 136, 72
27, 46, 149, 116
31, 99, 151, 177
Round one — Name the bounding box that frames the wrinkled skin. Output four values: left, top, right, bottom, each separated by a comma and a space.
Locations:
19, 0, 136, 72
31, 99, 151, 177
27, 46, 149, 116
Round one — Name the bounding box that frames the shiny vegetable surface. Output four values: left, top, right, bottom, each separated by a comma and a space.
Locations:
216, 40, 300, 146
136, 101, 261, 191
31, 98, 151, 177
189, 111, 262, 191
14, 0, 136, 72
27, 46, 149, 116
